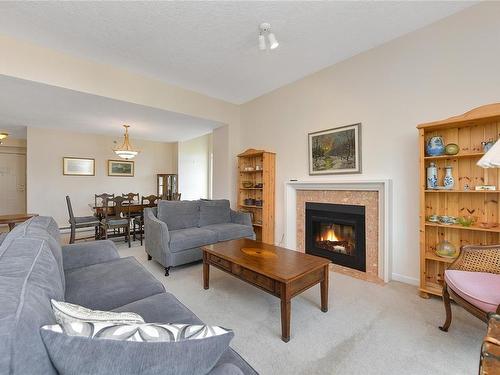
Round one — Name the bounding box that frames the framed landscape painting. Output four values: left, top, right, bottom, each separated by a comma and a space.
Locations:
308, 123, 361, 175
108, 160, 134, 177
63, 157, 95, 176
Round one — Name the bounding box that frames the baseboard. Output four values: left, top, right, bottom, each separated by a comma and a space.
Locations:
391, 273, 419, 286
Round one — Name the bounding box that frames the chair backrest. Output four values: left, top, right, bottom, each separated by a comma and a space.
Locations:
103, 196, 131, 220
66, 196, 75, 224
95, 193, 115, 208
141, 194, 160, 208
172, 192, 182, 201
122, 192, 139, 203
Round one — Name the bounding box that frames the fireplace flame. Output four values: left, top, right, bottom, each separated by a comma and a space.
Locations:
321, 228, 339, 242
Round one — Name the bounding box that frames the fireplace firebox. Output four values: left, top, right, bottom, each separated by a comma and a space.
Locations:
305, 202, 366, 272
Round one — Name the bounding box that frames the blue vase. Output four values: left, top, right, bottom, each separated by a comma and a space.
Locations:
426, 136, 445, 156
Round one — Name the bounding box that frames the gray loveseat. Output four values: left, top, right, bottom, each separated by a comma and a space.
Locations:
144, 199, 255, 275
0, 216, 257, 375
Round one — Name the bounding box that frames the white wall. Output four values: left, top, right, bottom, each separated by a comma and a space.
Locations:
26, 127, 177, 226
178, 133, 212, 200
240, 3, 500, 284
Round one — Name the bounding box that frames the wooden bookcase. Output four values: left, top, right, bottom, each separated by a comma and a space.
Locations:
418, 103, 500, 298
237, 149, 275, 244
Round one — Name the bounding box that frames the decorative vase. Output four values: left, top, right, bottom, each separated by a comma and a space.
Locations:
426, 136, 445, 156
445, 143, 459, 155
426, 162, 438, 189
435, 240, 457, 258
444, 166, 454, 190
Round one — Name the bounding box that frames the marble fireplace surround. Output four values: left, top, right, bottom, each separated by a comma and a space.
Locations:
284, 180, 392, 283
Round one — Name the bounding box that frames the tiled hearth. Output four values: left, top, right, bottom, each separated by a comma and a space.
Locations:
284, 180, 392, 283
296, 190, 380, 283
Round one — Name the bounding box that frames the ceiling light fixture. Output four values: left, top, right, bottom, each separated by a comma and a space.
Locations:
113, 125, 140, 159
259, 23, 279, 51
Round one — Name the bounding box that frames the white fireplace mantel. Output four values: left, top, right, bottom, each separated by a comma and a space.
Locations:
284, 179, 392, 282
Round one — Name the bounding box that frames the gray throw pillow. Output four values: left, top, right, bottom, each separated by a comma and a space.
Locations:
41, 322, 234, 375
199, 200, 231, 227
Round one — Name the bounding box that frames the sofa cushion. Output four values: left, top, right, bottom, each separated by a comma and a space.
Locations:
40, 322, 234, 375
65, 257, 165, 311
113, 293, 258, 375
203, 223, 254, 242
0, 232, 6, 246
445, 270, 500, 312
169, 227, 218, 253
0, 237, 63, 375
200, 199, 231, 227
157, 200, 200, 230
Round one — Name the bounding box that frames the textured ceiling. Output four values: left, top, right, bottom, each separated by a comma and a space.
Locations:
0, 2, 475, 103
0, 75, 219, 142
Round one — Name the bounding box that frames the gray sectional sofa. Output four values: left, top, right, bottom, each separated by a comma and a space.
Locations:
144, 199, 255, 275
0, 216, 257, 375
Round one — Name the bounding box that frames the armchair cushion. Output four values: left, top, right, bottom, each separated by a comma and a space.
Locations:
445, 270, 500, 313
199, 200, 231, 227
169, 228, 218, 253
157, 200, 200, 231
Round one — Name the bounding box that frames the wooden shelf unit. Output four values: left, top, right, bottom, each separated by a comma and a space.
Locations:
418, 103, 500, 298
237, 149, 275, 244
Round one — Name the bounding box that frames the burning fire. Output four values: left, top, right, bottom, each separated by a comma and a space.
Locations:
320, 228, 340, 242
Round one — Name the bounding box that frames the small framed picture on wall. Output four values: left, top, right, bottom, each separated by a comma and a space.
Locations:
63, 157, 95, 176
108, 160, 134, 177
308, 123, 362, 175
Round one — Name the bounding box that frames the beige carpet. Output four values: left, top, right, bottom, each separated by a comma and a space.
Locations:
118, 241, 484, 375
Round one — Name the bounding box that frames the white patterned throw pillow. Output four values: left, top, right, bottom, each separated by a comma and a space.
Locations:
51, 299, 145, 324
42, 321, 231, 342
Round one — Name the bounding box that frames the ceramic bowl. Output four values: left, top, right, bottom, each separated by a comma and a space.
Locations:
438, 215, 457, 225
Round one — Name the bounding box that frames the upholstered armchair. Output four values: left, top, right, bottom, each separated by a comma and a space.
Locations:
439, 244, 500, 332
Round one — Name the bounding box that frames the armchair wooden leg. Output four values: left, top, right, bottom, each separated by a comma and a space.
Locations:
439, 284, 452, 332
147, 254, 152, 261
165, 267, 171, 276
127, 226, 131, 248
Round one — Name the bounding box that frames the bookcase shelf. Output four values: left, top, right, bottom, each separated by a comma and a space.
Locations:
418, 103, 500, 298
237, 149, 275, 244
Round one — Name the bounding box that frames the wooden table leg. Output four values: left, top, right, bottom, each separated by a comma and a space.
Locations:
280, 283, 291, 342
320, 265, 329, 313
8, 222, 15, 231
203, 252, 210, 290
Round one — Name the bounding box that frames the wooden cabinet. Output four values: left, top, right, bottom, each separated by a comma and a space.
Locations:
417, 104, 500, 298
157, 174, 178, 199
237, 149, 275, 244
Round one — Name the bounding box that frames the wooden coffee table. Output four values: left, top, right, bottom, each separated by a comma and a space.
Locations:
202, 238, 331, 342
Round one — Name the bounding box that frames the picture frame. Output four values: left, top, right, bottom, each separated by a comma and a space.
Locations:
308, 123, 362, 175
63, 157, 95, 176
108, 159, 134, 177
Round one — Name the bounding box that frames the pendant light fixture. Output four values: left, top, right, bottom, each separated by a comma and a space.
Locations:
259, 23, 279, 51
113, 125, 139, 159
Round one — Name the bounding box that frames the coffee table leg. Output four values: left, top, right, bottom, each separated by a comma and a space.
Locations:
203, 252, 210, 290
280, 283, 291, 342
321, 265, 329, 313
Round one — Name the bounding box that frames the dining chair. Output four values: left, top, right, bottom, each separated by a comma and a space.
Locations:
172, 192, 181, 201
94, 193, 115, 219
134, 194, 160, 246
66, 196, 100, 244
439, 244, 500, 332
99, 196, 132, 248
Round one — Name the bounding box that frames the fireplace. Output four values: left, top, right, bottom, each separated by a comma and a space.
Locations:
305, 202, 366, 272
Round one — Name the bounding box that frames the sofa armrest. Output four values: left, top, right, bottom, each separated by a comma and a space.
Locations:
208, 364, 244, 375
230, 210, 252, 226
144, 208, 171, 267
62, 240, 120, 271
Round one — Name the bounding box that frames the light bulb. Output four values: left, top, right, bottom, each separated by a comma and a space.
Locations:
258, 34, 266, 50
268, 33, 279, 50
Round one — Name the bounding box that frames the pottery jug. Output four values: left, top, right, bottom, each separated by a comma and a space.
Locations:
444, 166, 454, 190
426, 162, 438, 189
